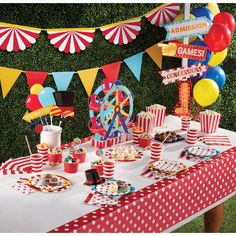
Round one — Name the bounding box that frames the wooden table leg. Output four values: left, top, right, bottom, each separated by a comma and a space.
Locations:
204, 203, 224, 232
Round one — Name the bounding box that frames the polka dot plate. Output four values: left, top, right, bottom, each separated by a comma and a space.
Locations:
92, 179, 135, 197
184, 145, 220, 158
148, 159, 188, 174
26, 174, 71, 193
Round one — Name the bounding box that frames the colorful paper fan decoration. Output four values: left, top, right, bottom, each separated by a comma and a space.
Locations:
145, 3, 180, 27
100, 17, 141, 45
47, 28, 96, 53
0, 22, 41, 52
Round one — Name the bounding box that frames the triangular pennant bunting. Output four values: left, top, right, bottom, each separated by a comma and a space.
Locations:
25, 71, 48, 88
124, 52, 144, 81
0, 67, 22, 98
77, 68, 99, 96
101, 62, 122, 82
52, 72, 74, 91
145, 43, 163, 69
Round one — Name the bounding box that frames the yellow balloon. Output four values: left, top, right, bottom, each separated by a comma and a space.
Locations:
208, 48, 228, 66
30, 84, 44, 95
193, 79, 219, 107
206, 3, 220, 17
173, 14, 197, 43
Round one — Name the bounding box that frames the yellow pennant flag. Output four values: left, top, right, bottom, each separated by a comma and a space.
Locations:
77, 68, 99, 96
145, 43, 163, 69
206, 3, 220, 16
0, 67, 22, 98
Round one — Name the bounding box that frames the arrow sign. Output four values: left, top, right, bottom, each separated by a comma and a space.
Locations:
158, 41, 207, 61
164, 16, 212, 41
159, 63, 208, 85
22, 105, 53, 123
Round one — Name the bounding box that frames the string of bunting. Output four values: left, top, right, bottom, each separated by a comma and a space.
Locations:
0, 42, 163, 98
0, 3, 180, 53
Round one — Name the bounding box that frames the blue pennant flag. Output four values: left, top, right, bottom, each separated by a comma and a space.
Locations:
124, 52, 144, 81
52, 72, 74, 91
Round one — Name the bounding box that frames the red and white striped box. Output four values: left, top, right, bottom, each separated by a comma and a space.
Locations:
200, 111, 222, 134
146, 104, 166, 127
137, 112, 154, 134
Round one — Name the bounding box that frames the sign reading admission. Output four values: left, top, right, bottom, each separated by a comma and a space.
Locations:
164, 16, 212, 41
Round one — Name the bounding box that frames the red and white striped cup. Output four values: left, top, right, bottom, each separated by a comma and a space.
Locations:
102, 161, 115, 179
187, 129, 198, 144
150, 142, 163, 160
37, 146, 49, 163
132, 128, 144, 145
31, 154, 43, 172
181, 116, 191, 131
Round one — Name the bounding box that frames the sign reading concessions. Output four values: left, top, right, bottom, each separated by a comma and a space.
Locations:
159, 63, 208, 85
164, 16, 212, 41
158, 42, 207, 61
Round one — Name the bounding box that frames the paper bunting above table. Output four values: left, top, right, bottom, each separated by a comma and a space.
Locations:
0, 3, 180, 53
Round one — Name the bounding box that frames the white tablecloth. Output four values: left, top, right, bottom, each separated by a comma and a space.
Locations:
0, 115, 235, 232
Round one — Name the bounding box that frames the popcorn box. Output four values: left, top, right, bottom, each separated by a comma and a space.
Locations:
146, 104, 166, 127
200, 111, 222, 134
137, 112, 154, 134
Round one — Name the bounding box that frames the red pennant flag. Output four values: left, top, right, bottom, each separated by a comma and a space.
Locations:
101, 61, 122, 82
25, 71, 48, 88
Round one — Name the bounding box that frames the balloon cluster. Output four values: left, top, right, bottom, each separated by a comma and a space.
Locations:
26, 84, 56, 111
187, 4, 235, 107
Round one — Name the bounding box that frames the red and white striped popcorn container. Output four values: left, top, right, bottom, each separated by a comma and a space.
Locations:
150, 142, 163, 160
187, 129, 198, 144
36, 144, 49, 163
181, 116, 191, 131
146, 104, 166, 127
31, 154, 43, 173
200, 111, 222, 134
102, 160, 115, 179
137, 111, 154, 134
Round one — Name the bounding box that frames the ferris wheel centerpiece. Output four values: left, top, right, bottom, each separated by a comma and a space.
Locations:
88, 80, 134, 149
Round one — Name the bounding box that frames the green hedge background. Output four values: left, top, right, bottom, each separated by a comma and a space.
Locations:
0, 3, 235, 163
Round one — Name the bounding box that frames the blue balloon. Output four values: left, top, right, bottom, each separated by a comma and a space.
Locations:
191, 6, 213, 21
202, 66, 226, 89
38, 87, 56, 106
188, 41, 212, 66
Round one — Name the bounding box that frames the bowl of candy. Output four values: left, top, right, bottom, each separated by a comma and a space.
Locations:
91, 160, 103, 176
139, 132, 152, 148
72, 147, 87, 163
48, 147, 62, 166
64, 155, 79, 173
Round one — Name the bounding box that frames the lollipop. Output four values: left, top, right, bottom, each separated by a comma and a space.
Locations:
73, 137, 81, 145
96, 149, 104, 157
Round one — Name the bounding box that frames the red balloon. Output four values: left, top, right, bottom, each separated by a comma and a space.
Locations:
204, 23, 231, 53
213, 12, 235, 34
26, 94, 42, 111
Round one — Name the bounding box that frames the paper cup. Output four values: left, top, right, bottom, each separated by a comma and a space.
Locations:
187, 129, 198, 144
48, 153, 62, 164
181, 116, 191, 131
139, 136, 152, 148
150, 143, 162, 159
132, 129, 144, 144
73, 151, 87, 163
64, 161, 79, 173
31, 154, 43, 173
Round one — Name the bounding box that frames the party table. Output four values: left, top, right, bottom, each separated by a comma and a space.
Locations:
0, 115, 235, 233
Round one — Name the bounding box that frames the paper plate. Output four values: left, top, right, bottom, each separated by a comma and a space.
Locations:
105, 148, 143, 162
149, 159, 188, 174
184, 145, 220, 158
92, 179, 135, 197
27, 174, 71, 193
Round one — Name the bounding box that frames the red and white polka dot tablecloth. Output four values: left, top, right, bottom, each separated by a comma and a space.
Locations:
49, 146, 236, 233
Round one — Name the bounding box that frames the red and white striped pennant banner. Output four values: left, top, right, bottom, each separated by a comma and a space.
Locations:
159, 63, 208, 85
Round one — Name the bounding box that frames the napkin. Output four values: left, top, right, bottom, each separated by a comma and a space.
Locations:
197, 136, 231, 146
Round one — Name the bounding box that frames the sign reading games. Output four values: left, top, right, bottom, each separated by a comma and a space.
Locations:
158, 42, 207, 61
164, 16, 212, 41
